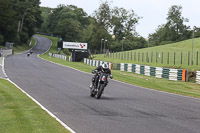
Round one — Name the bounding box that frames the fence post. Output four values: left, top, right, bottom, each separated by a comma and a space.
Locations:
142, 53, 144, 62
156, 52, 158, 63
124, 52, 126, 60
188, 51, 190, 65
151, 52, 153, 63
134, 52, 136, 61
138, 52, 140, 62
174, 52, 176, 65
167, 52, 169, 64
197, 51, 198, 65
181, 52, 182, 64
161, 52, 163, 64
131, 52, 133, 60
128, 52, 129, 60
145, 52, 147, 62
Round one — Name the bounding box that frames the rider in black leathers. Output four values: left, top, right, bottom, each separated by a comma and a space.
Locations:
90, 63, 113, 90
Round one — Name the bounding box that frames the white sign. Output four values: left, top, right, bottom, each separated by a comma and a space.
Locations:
63, 42, 88, 50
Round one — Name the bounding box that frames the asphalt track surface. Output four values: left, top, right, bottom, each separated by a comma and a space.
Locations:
5, 36, 200, 133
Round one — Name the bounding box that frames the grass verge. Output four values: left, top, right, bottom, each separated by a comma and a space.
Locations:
39, 35, 200, 99
0, 78, 70, 133
0, 57, 2, 65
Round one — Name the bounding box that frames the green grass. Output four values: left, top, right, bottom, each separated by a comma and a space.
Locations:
39, 35, 200, 99
0, 57, 2, 65
0, 79, 70, 133
94, 38, 200, 71
13, 37, 36, 54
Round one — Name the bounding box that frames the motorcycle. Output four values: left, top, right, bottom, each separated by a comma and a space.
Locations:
27, 52, 30, 57
90, 70, 112, 99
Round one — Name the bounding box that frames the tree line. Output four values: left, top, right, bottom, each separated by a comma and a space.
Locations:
1, 1, 199, 51
40, 2, 200, 53
39, 1, 147, 53
0, 0, 42, 46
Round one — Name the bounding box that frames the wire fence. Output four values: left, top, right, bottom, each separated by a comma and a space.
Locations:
104, 51, 200, 66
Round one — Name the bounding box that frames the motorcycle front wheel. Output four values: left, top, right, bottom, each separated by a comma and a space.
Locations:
96, 84, 104, 99
90, 87, 96, 97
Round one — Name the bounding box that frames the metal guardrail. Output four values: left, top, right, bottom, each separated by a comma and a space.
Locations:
84, 58, 112, 70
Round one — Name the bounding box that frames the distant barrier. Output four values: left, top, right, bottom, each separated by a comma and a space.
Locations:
84, 58, 112, 69
49, 52, 66, 60
196, 71, 200, 84
0, 49, 13, 57
117, 63, 188, 82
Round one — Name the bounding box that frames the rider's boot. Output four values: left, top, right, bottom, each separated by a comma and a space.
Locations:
89, 84, 93, 89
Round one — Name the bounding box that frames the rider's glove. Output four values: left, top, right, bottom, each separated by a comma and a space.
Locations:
92, 70, 97, 74
110, 74, 113, 79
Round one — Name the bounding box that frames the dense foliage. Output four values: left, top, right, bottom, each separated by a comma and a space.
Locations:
0, 0, 42, 46
39, 1, 147, 53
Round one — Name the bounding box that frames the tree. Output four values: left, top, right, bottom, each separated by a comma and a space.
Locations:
0, 0, 42, 45
0, 0, 18, 45
14, 0, 42, 43
149, 5, 192, 46
92, 0, 144, 52
93, 1, 112, 32
46, 4, 89, 41
166, 5, 190, 41
111, 7, 140, 41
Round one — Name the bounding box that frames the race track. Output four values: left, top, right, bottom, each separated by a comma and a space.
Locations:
5, 35, 200, 133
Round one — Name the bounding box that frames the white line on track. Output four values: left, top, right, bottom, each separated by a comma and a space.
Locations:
7, 78, 76, 133
2, 57, 8, 78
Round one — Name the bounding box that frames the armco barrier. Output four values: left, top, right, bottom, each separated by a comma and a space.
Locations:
196, 71, 200, 84
83, 58, 189, 82
117, 63, 188, 82
84, 58, 112, 69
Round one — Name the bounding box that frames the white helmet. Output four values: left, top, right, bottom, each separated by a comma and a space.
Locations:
102, 63, 108, 70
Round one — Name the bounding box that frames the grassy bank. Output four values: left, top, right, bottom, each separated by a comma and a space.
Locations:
13, 37, 36, 54
0, 78, 70, 133
39, 35, 200, 99
94, 38, 200, 71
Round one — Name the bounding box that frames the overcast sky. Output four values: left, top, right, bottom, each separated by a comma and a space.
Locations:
40, 0, 199, 38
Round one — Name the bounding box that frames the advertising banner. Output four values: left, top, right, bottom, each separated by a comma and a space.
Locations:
63, 42, 88, 50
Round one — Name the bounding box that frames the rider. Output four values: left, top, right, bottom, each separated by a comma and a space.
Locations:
90, 62, 113, 89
